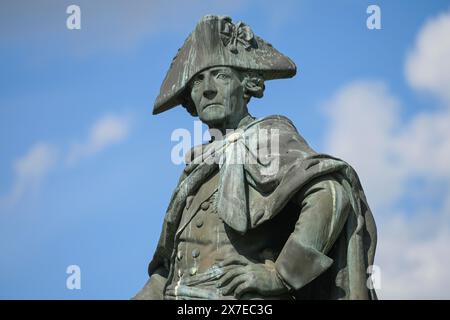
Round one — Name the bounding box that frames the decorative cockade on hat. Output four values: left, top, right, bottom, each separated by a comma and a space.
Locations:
219, 17, 255, 53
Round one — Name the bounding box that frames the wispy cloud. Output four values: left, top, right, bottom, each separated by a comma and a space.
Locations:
326, 6, 450, 299
0, 113, 132, 209
406, 8, 450, 102
66, 114, 131, 166
322, 7, 450, 299
377, 208, 450, 299
0, 143, 58, 208
322, 80, 450, 299
323, 81, 404, 211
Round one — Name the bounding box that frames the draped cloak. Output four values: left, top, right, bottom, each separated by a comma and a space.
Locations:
146, 115, 377, 299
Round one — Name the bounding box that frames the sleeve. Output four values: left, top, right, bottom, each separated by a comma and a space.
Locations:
274, 174, 351, 291
132, 267, 169, 300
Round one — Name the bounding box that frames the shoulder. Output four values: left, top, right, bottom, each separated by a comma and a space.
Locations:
246, 114, 317, 155
244, 114, 302, 141
249, 114, 298, 131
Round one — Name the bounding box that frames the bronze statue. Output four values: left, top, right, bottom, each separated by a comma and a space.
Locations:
134, 15, 377, 300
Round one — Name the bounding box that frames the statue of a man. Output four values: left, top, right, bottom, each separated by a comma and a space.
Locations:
134, 15, 377, 300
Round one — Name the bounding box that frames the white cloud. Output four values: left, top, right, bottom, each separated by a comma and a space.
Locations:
405, 9, 450, 102
323, 81, 405, 212
67, 114, 131, 166
0, 113, 132, 210
322, 79, 450, 299
376, 210, 450, 299
323, 79, 450, 206
0, 143, 58, 208
322, 8, 450, 299
394, 111, 450, 179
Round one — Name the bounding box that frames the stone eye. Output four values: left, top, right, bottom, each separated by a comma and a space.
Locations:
216, 73, 229, 80
192, 74, 204, 87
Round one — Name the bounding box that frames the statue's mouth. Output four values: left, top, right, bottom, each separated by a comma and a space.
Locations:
203, 103, 223, 111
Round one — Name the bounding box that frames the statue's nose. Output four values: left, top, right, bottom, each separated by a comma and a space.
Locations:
203, 76, 217, 100
203, 89, 217, 100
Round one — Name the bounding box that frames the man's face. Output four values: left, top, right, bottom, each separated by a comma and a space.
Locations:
190, 66, 246, 128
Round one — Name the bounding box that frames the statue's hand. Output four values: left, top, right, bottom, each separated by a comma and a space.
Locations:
217, 256, 289, 298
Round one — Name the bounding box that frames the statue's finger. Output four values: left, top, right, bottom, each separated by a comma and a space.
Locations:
234, 282, 253, 299
220, 275, 247, 296
217, 268, 245, 288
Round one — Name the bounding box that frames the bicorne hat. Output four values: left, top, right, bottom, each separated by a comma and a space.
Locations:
153, 15, 297, 115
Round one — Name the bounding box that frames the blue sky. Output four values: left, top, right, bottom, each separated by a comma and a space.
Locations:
1, 0, 450, 299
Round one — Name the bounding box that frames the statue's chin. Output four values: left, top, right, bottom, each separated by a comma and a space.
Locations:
200, 105, 226, 126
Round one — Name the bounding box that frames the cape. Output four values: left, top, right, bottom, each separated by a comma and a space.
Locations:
148, 115, 377, 299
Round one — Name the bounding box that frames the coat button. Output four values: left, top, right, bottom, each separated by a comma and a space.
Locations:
192, 248, 200, 258
196, 219, 204, 228
177, 251, 183, 261
200, 201, 210, 210
189, 267, 197, 276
